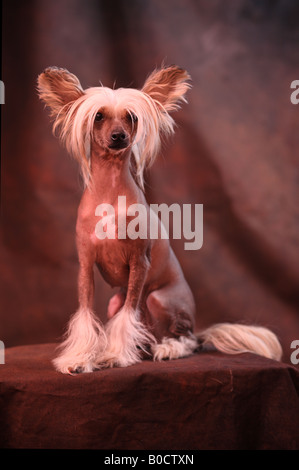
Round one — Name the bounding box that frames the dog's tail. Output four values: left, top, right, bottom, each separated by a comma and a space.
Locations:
196, 323, 282, 361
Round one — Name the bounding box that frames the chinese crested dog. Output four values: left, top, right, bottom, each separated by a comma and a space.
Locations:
38, 65, 282, 374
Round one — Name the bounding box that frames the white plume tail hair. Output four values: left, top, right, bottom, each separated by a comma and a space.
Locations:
197, 323, 282, 361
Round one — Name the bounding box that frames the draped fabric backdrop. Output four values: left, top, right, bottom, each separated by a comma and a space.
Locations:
1, 0, 299, 363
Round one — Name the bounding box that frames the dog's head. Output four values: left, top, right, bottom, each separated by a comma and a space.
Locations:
37, 66, 191, 188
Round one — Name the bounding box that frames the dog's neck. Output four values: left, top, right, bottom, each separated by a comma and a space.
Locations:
88, 145, 135, 201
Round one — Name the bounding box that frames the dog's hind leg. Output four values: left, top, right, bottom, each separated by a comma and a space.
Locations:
146, 287, 198, 361
107, 289, 126, 319
53, 250, 106, 374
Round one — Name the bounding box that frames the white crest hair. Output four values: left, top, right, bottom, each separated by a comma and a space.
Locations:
53, 86, 176, 189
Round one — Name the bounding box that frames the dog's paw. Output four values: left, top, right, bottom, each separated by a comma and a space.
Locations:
52, 307, 107, 374
53, 355, 98, 375
152, 336, 198, 361
96, 351, 138, 369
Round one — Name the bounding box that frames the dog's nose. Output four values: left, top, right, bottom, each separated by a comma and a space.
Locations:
111, 131, 127, 142
109, 129, 129, 149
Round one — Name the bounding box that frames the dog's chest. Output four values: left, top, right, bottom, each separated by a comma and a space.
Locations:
86, 216, 130, 287
93, 237, 130, 287
77, 193, 148, 287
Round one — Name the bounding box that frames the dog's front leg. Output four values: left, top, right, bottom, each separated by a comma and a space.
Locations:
98, 253, 155, 368
53, 253, 106, 374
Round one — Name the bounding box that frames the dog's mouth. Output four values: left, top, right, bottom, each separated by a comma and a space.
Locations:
108, 140, 129, 151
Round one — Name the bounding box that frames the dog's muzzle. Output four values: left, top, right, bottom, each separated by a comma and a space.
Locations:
109, 130, 129, 150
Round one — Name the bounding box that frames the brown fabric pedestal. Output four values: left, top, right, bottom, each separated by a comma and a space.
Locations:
0, 343, 298, 450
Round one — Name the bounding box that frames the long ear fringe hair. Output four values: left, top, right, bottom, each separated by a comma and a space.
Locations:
52, 87, 178, 190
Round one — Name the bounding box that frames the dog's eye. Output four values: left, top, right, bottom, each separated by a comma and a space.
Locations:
95, 112, 103, 122
127, 112, 138, 123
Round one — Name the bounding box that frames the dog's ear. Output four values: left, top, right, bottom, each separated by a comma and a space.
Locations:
142, 65, 191, 112
37, 67, 84, 116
